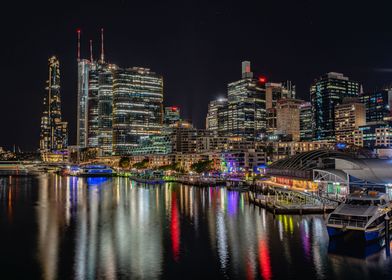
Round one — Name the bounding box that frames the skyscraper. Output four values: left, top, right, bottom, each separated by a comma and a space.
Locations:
299, 102, 313, 141
265, 81, 296, 133
310, 72, 361, 140
40, 56, 68, 156
76, 58, 90, 147
218, 61, 266, 138
112, 67, 164, 155
206, 98, 227, 134
360, 89, 392, 122
98, 66, 115, 155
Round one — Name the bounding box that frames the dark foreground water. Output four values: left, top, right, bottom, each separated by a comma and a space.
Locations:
1, 175, 392, 279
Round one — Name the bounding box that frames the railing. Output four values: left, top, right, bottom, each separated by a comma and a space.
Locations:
328, 218, 367, 229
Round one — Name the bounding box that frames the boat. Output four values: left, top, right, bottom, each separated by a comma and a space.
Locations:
326, 189, 392, 242
76, 165, 115, 177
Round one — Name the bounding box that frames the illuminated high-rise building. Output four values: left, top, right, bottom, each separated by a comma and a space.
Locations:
310, 72, 361, 140
265, 81, 296, 133
164, 106, 181, 126
299, 102, 313, 141
334, 98, 366, 144
98, 66, 115, 155
276, 99, 302, 141
112, 67, 163, 155
76, 58, 90, 147
360, 89, 392, 122
218, 61, 266, 138
206, 98, 227, 134
40, 56, 68, 154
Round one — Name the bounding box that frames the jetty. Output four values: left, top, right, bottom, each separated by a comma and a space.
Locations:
248, 183, 339, 214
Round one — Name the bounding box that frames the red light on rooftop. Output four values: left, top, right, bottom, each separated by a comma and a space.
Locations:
259, 76, 267, 83
77, 28, 81, 33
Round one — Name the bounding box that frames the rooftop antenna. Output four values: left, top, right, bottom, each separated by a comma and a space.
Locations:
77, 29, 81, 61
89, 39, 93, 62
100, 28, 105, 63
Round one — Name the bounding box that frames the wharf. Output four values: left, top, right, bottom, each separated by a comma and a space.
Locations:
248, 184, 339, 214
164, 176, 226, 187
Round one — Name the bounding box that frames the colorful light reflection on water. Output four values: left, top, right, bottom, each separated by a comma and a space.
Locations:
1, 175, 392, 279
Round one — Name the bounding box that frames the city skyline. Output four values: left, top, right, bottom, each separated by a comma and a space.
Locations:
2, 0, 392, 150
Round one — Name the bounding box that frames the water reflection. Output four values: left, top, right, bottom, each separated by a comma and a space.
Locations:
1, 174, 392, 279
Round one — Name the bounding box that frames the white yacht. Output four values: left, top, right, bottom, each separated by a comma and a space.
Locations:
326, 190, 392, 242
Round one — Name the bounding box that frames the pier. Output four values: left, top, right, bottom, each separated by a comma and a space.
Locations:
248, 182, 339, 214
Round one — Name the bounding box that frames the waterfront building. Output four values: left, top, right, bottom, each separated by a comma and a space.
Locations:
300, 102, 313, 141
40, 56, 68, 160
112, 67, 164, 155
197, 135, 254, 153
169, 121, 199, 154
257, 140, 335, 162
310, 72, 361, 140
98, 66, 116, 156
221, 149, 266, 173
360, 89, 392, 122
276, 99, 302, 141
206, 98, 227, 134
164, 106, 181, 126
334, 98, 366, 144
130, 135, 173, 155
218, 61, 266, 138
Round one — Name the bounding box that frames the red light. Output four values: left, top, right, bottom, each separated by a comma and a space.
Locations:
77, 28, 81, 33
259, 76, 267, 83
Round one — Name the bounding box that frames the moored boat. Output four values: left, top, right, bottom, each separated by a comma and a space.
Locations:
326, 190, 392, 242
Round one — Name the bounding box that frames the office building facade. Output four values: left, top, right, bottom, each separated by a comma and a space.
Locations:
334, 99, 366, 144
310, 72, 361, 140
112, 67, 163, 155
299, 102, 313, 141
360, 89, 392, 123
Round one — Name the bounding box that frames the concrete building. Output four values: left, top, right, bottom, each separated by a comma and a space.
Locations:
276, 99, 302, 141
334, 99, 366, 144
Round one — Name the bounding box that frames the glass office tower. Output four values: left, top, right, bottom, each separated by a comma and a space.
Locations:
112, 67, 163, 155
310, 72, 361, 140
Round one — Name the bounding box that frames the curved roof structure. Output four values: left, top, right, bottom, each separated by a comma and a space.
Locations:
335, 158, 392, 185
268, 149, 354, 171
267, 149, 392, 186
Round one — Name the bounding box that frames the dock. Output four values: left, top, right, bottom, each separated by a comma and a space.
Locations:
248, 184, 339, 214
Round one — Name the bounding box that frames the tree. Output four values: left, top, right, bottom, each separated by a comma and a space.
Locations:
119, 157, 130, 169
132, 158, 149, 169
190, 160, 213, 174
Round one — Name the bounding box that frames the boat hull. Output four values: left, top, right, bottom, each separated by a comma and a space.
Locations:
327, 226, 384, 242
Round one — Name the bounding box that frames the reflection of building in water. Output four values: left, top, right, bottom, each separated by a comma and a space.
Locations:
36, 175, 164, 280
37, 175, 71, 280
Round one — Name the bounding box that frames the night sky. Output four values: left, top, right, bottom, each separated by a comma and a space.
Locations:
2, 0, 392, 150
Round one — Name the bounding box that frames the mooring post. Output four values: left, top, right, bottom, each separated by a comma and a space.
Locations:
386, 214, 390, 257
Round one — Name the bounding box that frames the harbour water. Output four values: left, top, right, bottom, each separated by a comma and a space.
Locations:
1, 175, 392, 279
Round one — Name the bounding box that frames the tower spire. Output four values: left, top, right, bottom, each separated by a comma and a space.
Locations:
100, 28, 105, 63
90, 40, 93, 62
77, 29, 81, 61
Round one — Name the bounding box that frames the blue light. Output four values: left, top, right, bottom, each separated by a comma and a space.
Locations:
87, 177, 109, 186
